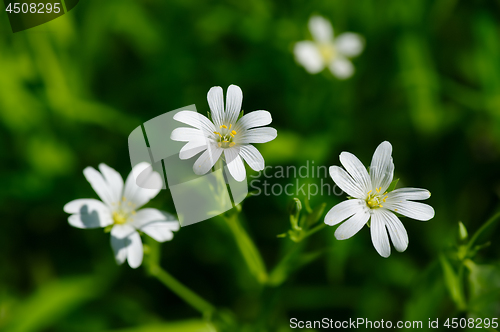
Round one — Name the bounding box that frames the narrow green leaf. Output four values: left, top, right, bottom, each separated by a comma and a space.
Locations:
386, 178, 400, 192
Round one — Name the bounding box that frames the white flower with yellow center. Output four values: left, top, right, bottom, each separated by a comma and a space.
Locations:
294, 15, 364, 79
64, 163, 179, 268
325, 141, 435, 257
171, 84, 277, 182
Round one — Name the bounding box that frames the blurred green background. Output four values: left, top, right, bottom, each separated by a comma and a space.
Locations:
1, 0, 500, 331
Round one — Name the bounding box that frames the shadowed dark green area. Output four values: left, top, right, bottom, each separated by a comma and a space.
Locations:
0, 0, 499, 331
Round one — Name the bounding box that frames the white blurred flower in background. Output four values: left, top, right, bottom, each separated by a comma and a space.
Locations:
294, 15, 364, 79
64, 163, 179, 268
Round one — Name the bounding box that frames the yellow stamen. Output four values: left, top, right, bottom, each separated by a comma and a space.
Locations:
214, 131, 222, 137
367, 190, 372, 195
376, 187, 381, 193
368, 201, 372, 205
383, 196, 388, 202
218, 142, 222, 147
112, 211, 127, 225
395, 208, 398, 212
220, 125, 227, 129
229, 124, 232, 129
223, 140, 229, 143
229, 142, 236, 147
231, 130, 237, 135
230, 133, 235, 138
379, 204, 383, 208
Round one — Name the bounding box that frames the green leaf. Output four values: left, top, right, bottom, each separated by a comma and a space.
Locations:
304, 202, 327, 228
4, 276, 107, 332
458, 221, 468, 241
439, 254, 466, 310
105, 320, 216, 332
386, 178, 400, 192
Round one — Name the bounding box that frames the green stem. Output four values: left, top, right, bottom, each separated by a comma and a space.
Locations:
147, 264, 216, 316
465, 211, 500, 253
223, 212, 268, 284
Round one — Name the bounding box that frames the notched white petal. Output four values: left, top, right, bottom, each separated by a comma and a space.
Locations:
324, 199, 365, 226
339, 152, 371, 193
370, 213, 391, 258
329, 166, 365, 199
224, 147, 246, 182
239, 144, 265, 172
334, 208, 370, 240
65, 199, 113, 229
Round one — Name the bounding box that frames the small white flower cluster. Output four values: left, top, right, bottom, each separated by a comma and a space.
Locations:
65, 85, 434, 265
64, 84, 278, 268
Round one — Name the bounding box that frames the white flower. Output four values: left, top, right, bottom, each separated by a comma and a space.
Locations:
64, 163, 179, 268
171, 84, 277, 182
294, 15, 364, 79
324, 141, 435, 258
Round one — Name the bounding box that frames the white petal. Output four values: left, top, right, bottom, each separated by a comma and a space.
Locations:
83, 166, 115, 207
225, 85, 243, 126
239, 144, 265, 171
339, 152, 371, 194
170, 127, 205, 142
370, 211, 391, 258
235, 111, 272, 131
237, 127, 277, 144
384, 200, 435, 221
64, 199, 113, 229
130, 208, 177, 228
335, 32, 364, 57
224, 147, 246, 182
207, 86, 224, 128
98, 164, 124, 204
173, 110, 216, 135
193, 143, 223, 175
110, 233, 127, 265
110, 224, 136, 266
329, 166, 366, 199
329, 57, 354, 79
324, 199, 365, 226
386, 188, 431, 201
111, 224, 135, 238
294, 41, 325, 74
179, 140, 208, 160
131, 208, 179, 242
123, 162, 162, 209
369, 141, 394, 193
334, 208, 370, 240
379, 209, 409, 252
308, 15, 333, 43
127, 231, 144, 269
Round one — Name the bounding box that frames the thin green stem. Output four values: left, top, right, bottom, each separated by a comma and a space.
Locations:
223, 212, 268, 284
147, 264, 216, 316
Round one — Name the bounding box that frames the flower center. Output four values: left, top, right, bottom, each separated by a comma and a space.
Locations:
318, 43, 336, 62
111, 197, 136, 225
365, 187, 388, 209
214, 124, 237, 148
